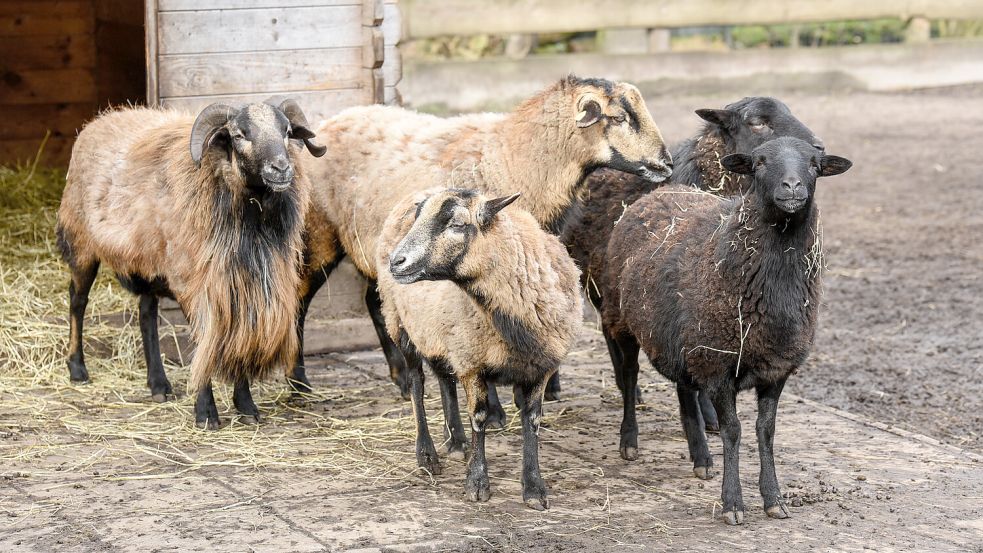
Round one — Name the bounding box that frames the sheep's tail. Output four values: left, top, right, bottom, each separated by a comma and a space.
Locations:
187, 256, 300, 392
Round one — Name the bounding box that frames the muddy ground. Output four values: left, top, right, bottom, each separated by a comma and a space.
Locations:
2, 85, 982, 551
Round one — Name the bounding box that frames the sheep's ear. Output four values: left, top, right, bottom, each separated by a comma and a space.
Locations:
696, 108, 738, 129
819, 155, 852, 177
190, 103, 235, 166
575, 93, 604, 128
721, 153, 755, 175
478, 193, 521, 228
278, 98, 327, 158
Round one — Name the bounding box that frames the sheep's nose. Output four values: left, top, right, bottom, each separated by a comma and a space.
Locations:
390, 254, 408, 270
270, 156, 290, 173
782, 179, 802, 191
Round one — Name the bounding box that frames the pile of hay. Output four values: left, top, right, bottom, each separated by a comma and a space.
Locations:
0, 162, 427, 482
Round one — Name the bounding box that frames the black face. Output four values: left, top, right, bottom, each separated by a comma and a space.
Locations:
189, 100, 326, 192
721, 137, 852, 218
697, 97, 825, 157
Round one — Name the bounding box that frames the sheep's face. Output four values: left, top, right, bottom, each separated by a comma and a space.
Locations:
572, 79, 672, 183
389, 189, 520, 285
189, 100, 326, 192
696, 97, 825, 157
722, 137, 852, 219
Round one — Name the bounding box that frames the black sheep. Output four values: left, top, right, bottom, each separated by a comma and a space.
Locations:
599, 137, 851, 525
562, 97, 824, 431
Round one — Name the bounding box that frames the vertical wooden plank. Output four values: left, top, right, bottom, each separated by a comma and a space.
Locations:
145, 0, 159, 105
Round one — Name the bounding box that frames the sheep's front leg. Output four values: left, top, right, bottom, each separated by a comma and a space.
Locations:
676, 381, 714, 479
461, 374, 491, 502
66, 260, 100, 383
232, 377, 260, 424
708, 383, 745, 525
403, 345, 440, 475
520, 373, 553, 510
756, 378, 789, 519
138, 294, 173, 402
194, 382, 221, 430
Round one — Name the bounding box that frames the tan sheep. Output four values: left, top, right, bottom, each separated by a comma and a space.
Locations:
56, 100, 325, 428
292, 76, 672, 420
376, 188, 583, 510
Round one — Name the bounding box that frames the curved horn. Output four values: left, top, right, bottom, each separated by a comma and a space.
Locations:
190, 103, 235, 165
278, 98, 327, 158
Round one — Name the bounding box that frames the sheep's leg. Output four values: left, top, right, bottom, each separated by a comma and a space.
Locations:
66, 260, 100, 383
543, 371, 562, 402
756, 377, 789, 519
676, 381, 714, 479
461, 374, 491, 502
708, 383, 745, 525
194, 382, 221, 430
604, 326, 644, 405
520, 375, 552, 510
139, 294, 173, 402
288, 269, 327, 396
404, 346, 440, 476
699, 391, 720, 432
612, 333, 641, 461
484, 385, 506, 429
364, 282, 410, 400
232, 377, 260, 424
436, 372, 468, 459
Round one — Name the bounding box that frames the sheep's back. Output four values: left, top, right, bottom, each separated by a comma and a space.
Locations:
59, 108, 196, 279
305, 105, 506, 279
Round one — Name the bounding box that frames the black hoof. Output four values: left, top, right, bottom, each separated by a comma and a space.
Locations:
417, 449, 442, 476
444, 439, 468, 460
522, 480, 549, 510
485, 404, 507, 430
237, 414, 260, 425
723, 509, 745, 526
465, 478, 491, 503
68, 361, 90, 383
288, 375, 313, 396
693, 465, 715, 480
195, 418, 221, 431
620, 445, 638, 461
766, 501, 790, 519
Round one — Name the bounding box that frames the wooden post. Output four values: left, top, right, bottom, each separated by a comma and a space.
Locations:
647, 28, 671, 53
144, 0, 159, 106
363, 0, 385, 104
905, 16, 931, 44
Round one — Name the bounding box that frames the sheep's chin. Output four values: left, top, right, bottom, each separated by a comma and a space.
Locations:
637, 163, 672, 184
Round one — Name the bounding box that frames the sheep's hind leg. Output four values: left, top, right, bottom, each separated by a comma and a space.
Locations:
66, 260, 100, 383
676, 381, 714, 479
461, 374, 491, 502
484, 385, 506, 429
699, 391, 720, 432
233, 377, 260, 424
543, 371, 562, 402
139, 294, 173, 402
403, 343, 440, 475
288, 268, 328, 396
365, 283, 411, 400
756, 378, 789, 519
435, 370, 468, 459
519, 376, 551, 510
604, 325, 644, 405
194, 382, 221, 430
608, 332, 641, 460
707, 383, 745, 525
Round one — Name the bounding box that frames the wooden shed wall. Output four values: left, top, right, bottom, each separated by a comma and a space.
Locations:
0, 0, 144, 166
149, 0, 398, 122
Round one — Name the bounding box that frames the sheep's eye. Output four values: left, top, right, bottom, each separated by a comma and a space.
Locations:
613, 114, 627, 124
448, 221, 467, 230
749, 121, 770, 133
231, 132, 245, 141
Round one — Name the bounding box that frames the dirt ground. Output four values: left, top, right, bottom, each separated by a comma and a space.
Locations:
2, 85, 983, 551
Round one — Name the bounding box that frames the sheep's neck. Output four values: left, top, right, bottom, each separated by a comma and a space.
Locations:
672, 126, 747, 194
717, 194, 823, 334
489, 97, 595, 231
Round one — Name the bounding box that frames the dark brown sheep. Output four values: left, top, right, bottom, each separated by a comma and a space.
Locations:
599, 137, 851, 525
56, 100, 325, 428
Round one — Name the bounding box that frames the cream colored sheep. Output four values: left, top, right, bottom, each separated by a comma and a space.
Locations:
376, 188, 583, 510
291, 76, 672, 416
